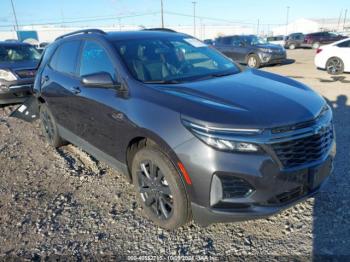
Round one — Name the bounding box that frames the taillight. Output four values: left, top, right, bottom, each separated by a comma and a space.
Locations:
316, 48, 322, 54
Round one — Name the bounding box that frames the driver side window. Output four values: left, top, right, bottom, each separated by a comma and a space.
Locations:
79, 41, 117, 80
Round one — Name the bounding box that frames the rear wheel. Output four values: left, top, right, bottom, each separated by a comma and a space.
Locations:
247, 54, 261, 68
39, 103, 66, 148
326, 57, 344, 75
131, 144, 191, 230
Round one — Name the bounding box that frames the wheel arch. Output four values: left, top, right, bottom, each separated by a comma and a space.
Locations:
125, 132, 190, 187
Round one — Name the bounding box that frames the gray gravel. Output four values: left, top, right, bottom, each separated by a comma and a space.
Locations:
0, 49, 349, 260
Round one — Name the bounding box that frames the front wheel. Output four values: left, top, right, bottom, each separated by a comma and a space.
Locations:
39, 103, 66, 148
326, 57, 344, 75
312, 42, 320, 49
131, 144, 191, 230
247, 54, 261, 68
288, 43, 296, 50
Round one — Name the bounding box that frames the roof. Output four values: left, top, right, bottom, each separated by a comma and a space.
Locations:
105, 30, 187, 41
0, 41, 31, 47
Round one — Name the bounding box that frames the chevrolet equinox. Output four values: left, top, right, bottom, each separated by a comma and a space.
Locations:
20, 29, 335, 229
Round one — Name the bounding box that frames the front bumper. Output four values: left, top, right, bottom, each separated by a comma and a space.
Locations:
259, 52, 287, 65
174, 114, 335, 226
0, 79, 33, 104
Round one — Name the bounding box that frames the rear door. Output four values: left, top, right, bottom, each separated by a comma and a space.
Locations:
40, 40, 82, 133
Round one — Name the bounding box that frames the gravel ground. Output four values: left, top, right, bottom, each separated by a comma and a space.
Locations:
0, 49, 349, 261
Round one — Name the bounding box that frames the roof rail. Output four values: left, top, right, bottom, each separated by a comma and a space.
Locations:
55, 29, 106, 41
143, 28, 177, 33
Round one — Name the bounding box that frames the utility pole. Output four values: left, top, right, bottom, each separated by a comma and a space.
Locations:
257, 19, 260, 36
286, 6, 290, 36
10, 0, 19, 31
160, 0, 164, 28
192, 1, 197, 37
343, 9, 348, 31
337, 9, 343, 31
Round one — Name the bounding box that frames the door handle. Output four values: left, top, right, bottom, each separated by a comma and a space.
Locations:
70, 86, 81, 94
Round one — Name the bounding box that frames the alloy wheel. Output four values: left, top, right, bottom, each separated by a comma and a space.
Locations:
248, 56, 257, 68
327, 58, 343, 75
137, 160, 173, 220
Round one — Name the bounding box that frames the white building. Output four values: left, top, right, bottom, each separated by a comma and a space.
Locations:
272, 18, 350, 36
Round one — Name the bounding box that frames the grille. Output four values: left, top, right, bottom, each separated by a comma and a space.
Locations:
272, 124, 333, 168
15, 69, 36, 79
266, 186, 306, 205
220, 176, 254, 199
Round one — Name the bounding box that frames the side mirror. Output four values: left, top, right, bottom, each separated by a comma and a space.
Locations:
81, 72, 119, 88
239, 42, 245, 47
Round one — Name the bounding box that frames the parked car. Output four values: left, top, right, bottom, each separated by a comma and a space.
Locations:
284, 33, 305, 49
266, 35, 285, 47
213, 35, 286, 68
0, 41, 40, 104
16, 29, 335, 229
314, 38, 350, 75
203, 39, 214, 46
304, 32, 347, 49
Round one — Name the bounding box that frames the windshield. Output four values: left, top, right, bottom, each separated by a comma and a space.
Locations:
244, 36, 267, 45
114, 36, 240, 83
0, 45, 41, 62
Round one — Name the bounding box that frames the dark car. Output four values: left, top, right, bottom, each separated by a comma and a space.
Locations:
0, 42, 40, 104
16, 29, 335, 229
213, 35, 287, 68
285, 33, 305, 49
304, 32, 347, 49
203, 39, 214, 46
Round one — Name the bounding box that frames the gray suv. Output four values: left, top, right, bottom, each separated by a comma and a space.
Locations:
14, 29, 335, 229
214, 35, 287, 68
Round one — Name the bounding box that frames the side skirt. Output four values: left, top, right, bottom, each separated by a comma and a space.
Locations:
57, 124, 130, 182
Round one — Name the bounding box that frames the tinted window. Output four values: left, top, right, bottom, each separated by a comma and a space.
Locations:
50, 40, 80, 75
79, 41, 116, 79
337, 40, 350, 47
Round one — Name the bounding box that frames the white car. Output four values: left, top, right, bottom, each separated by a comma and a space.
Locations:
266, 35, 286, 47
314, 38, 350, 75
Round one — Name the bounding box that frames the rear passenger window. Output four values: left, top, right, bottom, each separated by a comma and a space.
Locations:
337, 40, 350, 48
49, 40, 80, 75
79, 41, 116, 80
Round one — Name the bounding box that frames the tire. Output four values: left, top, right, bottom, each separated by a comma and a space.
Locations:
131, 143, 191, 230
326, 57, 344, 75
39, 103, 66, 148
247, 54, 261, 68
288, 43, 296, 50
312, 42, 320, 49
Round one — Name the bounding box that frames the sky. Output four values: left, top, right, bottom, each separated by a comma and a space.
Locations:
0, 0, 349, 30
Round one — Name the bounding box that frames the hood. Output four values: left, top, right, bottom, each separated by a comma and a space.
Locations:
149, 69, 325, 129
0, 60, 39, 71
254, 43, 284, 51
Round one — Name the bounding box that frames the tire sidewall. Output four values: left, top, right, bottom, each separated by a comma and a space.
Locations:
289, 43, 296, 50
39, 103, 63, 147
131, 146, 190, 230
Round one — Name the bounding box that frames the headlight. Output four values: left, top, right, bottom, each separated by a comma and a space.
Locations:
0, 69, 17, 81
260, 48, 272, 53
182, 120, 261, 152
